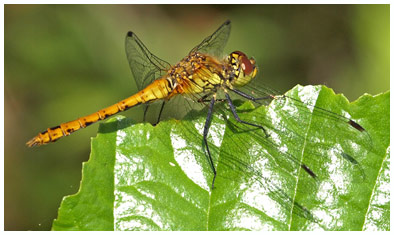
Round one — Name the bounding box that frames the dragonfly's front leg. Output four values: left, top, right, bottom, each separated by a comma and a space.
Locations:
224, 92, 270, 138
229, 88, 273, 104
226, 91, 318, 179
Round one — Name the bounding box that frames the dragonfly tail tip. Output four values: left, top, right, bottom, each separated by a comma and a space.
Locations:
26, 137, 42, 147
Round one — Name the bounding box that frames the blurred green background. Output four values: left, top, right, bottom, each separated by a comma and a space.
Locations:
4, 5, 389, 230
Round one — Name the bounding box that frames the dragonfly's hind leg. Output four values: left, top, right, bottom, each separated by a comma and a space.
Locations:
155, 101, 166, 125
225, 93, 270, 138
143, 101, 166, 126
203, 96, 218, 190
143, 105, 149, 122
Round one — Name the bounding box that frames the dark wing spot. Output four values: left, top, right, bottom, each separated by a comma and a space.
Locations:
340, 152, 359, 165
302, 164, 317, 178
348, 120, 365, 132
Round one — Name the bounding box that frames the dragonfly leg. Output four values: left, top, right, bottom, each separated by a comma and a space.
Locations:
143, 105, 149, 122
197, 93, 210, 103
198, 93, 226, 103
143, 101, 165, 126
225, 93, 269, 138
203, 96, 218, 190
230, 88, 272, 104
155, 101, 166, 125
198, 98, 226, 103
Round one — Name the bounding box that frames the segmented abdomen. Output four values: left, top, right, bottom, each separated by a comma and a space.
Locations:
26, 78, 173, 147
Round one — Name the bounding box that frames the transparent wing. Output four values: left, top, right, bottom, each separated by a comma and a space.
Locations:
125, 31, 172, 90
143, 87, 211, 124
189, 20, 232, 58
231, 81, 372, 179
173, 100, 318, 223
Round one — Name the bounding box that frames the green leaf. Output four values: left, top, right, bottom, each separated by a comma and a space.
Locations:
52, 85, 389, 231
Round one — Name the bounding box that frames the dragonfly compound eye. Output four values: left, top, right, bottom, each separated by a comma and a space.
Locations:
240, 55, 254, 75
230, 51, 256, 76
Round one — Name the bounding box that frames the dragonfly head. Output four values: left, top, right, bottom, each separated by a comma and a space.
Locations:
228, 51, 258, 87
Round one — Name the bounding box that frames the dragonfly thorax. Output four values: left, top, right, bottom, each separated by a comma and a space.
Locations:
166, 51, 257, 97
168, 52, 225, 95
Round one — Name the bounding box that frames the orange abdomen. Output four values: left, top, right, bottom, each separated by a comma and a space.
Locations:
27, 78, 173, 147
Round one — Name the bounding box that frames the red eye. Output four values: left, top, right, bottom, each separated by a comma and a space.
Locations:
240, 56, 253, 75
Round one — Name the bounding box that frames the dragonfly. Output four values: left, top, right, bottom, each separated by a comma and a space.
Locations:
27, 21, 269, 182
27, 20, 370, 223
